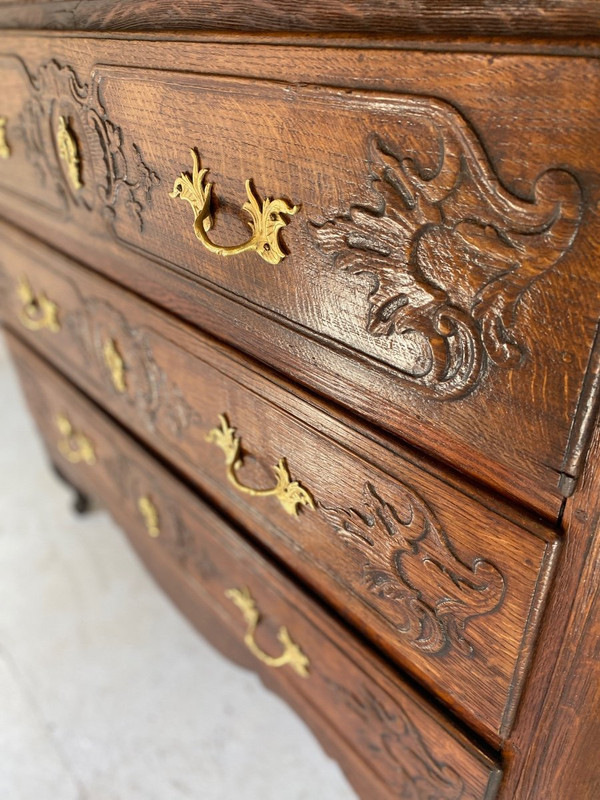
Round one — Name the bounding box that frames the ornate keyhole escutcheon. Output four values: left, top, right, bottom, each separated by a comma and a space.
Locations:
138, 495, 160, 538
0, 117, 10, 159
56, 115, 82, 191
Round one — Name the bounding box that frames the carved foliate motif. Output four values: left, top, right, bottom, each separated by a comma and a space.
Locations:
325, 679, 464, 799
321, 482, 505, 656
68, 299, 194, 439
312, 108, 582, 398
16, 59, 158, 227
107, 453, 200, 566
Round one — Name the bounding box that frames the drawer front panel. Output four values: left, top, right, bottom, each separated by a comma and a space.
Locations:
0, 37, 599, 517
0, 223, 558, 744
7, 332, 501, 800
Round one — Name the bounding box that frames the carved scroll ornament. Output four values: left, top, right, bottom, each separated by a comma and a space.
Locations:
326, 680, 465, 799
17, 59, 158, 227
322, 481, 505, 657
312, 102, 582, 399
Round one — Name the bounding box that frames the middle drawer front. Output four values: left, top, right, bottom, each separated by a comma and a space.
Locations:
0, 223, 558, 744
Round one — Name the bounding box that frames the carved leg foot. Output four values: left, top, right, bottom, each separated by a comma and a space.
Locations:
52, 462, 93, 515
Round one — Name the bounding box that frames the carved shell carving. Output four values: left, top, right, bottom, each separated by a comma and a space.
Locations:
16, 59, 159, 228
321, 482, 505, 657
311, 107, 582, 398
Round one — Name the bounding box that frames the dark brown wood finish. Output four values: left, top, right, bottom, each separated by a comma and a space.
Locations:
497, 421, 600, 800
0, 1, 597, 39
6, 329, 502, 800
0, 219, 559, 744
0, 36, 599, 518
1, 15, 600, 800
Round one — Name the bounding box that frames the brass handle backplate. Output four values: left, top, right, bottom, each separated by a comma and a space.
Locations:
56, 115, 82, 191
225, 586, 309, 677
206, 414, 314, 516
56, 413, 96, 465
17, 277, 61, 333
138, 495, 160, 537
0, 117, 10, 159
170, 150, 299, 265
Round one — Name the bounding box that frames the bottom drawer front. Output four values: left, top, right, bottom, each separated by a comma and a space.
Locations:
7, 330, 501, 800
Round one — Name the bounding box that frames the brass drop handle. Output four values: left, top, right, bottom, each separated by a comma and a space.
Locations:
205, 414, 315, 517
169, 150, 299, 265
17, 277, 61, 333
56, 413, 96, 465
0, 116, 10, 158
56, 115, 82, 191
103, 338, 127, 393
138, 495, 160, 538
225, 586, 309, 677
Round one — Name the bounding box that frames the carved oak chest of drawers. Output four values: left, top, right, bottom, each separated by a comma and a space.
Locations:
1, 4, 599, 798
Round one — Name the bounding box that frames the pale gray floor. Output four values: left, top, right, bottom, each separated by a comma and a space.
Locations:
0, 332, 356, 800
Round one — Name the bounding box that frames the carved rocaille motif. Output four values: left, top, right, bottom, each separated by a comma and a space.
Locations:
321, 482, 505, 656
16, 59, 159, 227
324, 679, 464, 799
312, 112, 582, 398
68, 298, 194, 438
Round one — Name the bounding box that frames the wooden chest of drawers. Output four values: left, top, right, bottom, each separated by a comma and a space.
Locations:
0, 5, 599, 797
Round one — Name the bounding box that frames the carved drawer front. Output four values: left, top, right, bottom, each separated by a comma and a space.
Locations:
0, 222, 558, 746
0, 39, 598, 519
7, 332, 502, 800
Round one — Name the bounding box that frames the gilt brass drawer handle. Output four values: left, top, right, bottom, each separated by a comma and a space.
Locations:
56, 413, 96, 465
169, 150, 299, 265
206, 414, 314, 516
0, 117, 10, 159
225, 586, 309, 677
57, 115, 82, 191
138, 495, 160, 538
103, 338, 127, 393
17, 277, 61, 333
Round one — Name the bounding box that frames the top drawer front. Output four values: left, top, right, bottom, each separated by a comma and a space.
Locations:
0, 38, 599, 517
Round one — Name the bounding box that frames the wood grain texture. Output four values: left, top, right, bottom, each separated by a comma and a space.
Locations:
6, 329, 502, 800
0, 0, 597, 39
0, 38, 599, 518
0, 218, 559, 745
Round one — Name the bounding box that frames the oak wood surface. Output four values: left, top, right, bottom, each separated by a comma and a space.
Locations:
6, 329, 502, 800
495, 423, 600, 799
0, 218, 560, 745
1, 21, 599, 799
0, 0, 597, 39
0, 36, 599, 519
